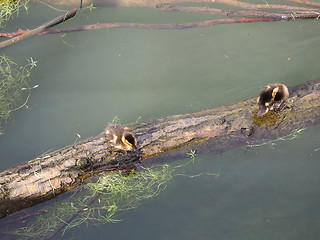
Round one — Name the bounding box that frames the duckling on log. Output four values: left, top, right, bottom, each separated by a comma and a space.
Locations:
105, 124, 137, 151
257, 83, 289, 116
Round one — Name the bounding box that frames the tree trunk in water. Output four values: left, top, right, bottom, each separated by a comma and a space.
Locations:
0, 80, 320, 218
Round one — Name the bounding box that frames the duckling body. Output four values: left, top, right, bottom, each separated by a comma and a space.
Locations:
257, 83, 289, 116
105, 124, 137, 151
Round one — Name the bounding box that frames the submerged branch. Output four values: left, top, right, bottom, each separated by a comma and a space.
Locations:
0, 0, 318, 40
0, 18, 281, 38
0, 8, 318, 38
43, 192, 102, 240
38, 17, 281, 35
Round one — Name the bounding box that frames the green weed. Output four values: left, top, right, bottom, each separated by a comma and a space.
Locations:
10, 165, 173, 239
0, 0, 31, 27
0, 55, 38, 131
187, 149, 198, 162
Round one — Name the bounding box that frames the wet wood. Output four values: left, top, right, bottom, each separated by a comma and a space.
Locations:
39, 17, 281, 35
0, 80, 320, 218
1, 1, 318, 40
2, 12, 318, 38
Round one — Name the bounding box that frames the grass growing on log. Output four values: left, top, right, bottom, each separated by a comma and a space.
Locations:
0, 0, 31, 27
10, 164, 174, 239
0, 55, 37, 132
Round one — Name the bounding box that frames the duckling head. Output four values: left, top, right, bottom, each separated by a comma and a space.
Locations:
105, 124, 138, 151
121, 131, 137, 151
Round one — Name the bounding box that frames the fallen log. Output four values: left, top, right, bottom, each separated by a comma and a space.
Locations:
0, 80, 320, 218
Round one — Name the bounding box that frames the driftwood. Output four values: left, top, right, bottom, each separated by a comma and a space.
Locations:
1, 0, 319, 41
0, 80, 320, 219
35, 9, 318, 35
38, 17, 281, 35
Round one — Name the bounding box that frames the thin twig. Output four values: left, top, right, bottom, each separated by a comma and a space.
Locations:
1, 210, 48, 226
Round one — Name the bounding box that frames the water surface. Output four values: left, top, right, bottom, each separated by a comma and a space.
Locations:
0, 2, 320, 239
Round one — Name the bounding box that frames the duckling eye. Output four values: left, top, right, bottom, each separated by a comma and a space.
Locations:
123, 133, 136, 146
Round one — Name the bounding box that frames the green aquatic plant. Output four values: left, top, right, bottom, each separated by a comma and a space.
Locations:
0, 55, 37, 130
0, 0, 31, 27
9, 165, 174, 239
88, 165, 173, 211
246, 128, 306, 150
111, 115, 120, 123
86, 3, 96, 12
8, 160, 219, 239
187, 149, 198, 163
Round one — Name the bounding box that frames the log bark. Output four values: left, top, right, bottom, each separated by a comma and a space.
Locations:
0, 80, 320, 218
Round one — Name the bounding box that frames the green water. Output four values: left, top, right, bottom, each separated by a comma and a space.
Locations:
1, 2, 320, 239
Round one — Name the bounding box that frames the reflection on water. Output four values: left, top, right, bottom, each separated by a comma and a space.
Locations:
1, 3, 320, 240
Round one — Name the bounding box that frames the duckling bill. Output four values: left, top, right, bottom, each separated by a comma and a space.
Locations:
105, 124, 137, 151
257, 83, 289, 117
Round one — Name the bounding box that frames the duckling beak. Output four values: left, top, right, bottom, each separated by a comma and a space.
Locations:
131, 145, 138, 151
257, 107, 269, 117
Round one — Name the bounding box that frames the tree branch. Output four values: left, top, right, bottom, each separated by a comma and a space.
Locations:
0, 8, 77, 49
38, 17, 281, 35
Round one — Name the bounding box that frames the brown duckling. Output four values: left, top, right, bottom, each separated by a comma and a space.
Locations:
257, 83, 289, 116
105, 124, 137, 151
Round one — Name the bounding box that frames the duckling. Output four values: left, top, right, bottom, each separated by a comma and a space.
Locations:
257, 83, 289, 117
105, 124, 137, 151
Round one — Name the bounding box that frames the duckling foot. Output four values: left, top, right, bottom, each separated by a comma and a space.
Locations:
274, 101, 290, 113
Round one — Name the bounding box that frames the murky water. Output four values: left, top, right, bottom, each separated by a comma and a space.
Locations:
1, 2, 320, 239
